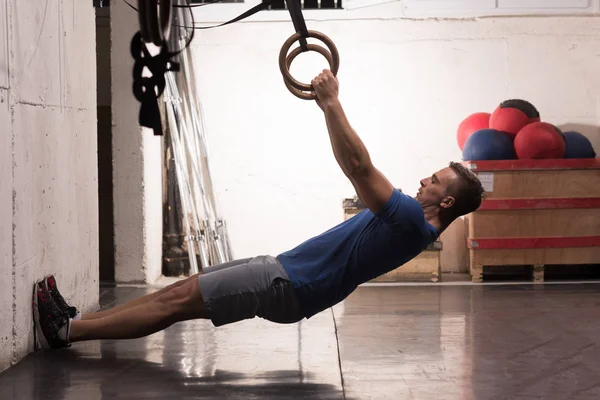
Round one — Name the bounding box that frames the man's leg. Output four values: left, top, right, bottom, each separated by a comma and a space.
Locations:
81, 274, 199, 321
33, 255, 303, 348
71, 277, 207, 342
82, 258, 253, 321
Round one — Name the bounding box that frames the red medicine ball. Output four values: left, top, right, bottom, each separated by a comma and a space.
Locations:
514, 122, 566, 159
457, 112, 490, 150
498, 99, 541, 124
489, 106, 530, 138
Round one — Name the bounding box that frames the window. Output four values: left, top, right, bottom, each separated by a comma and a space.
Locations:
265, 0, 343, 10
190, 0, 351, 23
190, 0, 243, 3
191, 0, 343, 8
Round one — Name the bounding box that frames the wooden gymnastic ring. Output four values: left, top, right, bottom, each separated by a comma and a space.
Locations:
159, 0, 173, 43
283, 79, 315, 100
139, 0, 172, 46
279, 30, 340, 93
138, 0, 153, 44
283, 44, 333, 100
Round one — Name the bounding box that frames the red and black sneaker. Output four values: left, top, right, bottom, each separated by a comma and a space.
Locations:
44, 275, 78, 319
33, 280, 71, 349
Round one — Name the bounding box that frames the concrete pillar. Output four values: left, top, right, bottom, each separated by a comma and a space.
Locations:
111, 0, 163, 283
1, 0, 99, 372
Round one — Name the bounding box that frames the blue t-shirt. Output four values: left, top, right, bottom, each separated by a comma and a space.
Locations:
277, 189, 439, 319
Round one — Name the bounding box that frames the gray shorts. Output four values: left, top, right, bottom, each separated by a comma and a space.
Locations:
197, 255, 304, 327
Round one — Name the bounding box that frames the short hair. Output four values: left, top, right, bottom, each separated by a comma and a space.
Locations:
442, 162, 486, 222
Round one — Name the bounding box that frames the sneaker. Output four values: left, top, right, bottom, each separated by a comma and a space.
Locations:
45, 275, 78, 319
33, 280, 71, 349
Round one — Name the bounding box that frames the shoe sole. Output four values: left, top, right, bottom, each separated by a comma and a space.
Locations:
32, 280, 51, 350
43, 274, 54, 290
32, 277, 47, 350
32, 281, 38, 350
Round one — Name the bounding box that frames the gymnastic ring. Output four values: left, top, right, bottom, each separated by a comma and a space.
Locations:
279, 30, 340, 93
283, 78, 315, 100
138, 0, 172, 46
283, 44, 333, 100
138, 0, 153, 44
159, 0, 173, 43
279, 31, 339, 92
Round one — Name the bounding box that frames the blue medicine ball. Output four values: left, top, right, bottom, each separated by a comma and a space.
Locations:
563, 131, 596, 158
462, 129, 516, 161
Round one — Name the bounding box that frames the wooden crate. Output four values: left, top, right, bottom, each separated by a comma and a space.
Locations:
343, 197, 442, 283
464, 159, 600, 283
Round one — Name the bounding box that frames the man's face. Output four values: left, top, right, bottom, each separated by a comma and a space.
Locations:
415, 167, 458, 209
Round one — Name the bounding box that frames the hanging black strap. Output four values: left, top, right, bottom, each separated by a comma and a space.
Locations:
285, 0, 309, 51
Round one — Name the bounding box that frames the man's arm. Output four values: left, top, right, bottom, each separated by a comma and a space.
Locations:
312, 70, 394, 214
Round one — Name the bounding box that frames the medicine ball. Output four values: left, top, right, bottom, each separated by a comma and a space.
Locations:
462, 129, 516, 161
563, 131, 597, 158
489, 106, 530, 138
498, 99, 541, 123
554, 124, 567, 144
514, 122, 566, 159
457, 112, 490, 150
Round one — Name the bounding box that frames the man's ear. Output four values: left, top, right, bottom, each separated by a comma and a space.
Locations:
440, 196, 455, 209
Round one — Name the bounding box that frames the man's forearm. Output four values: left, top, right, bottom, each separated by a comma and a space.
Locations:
322, 99, 371, 177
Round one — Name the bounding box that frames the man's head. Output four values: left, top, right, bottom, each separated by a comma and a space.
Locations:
415, 162, 485, 226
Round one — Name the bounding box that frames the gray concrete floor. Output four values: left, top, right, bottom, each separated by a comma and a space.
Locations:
2, 282, 600, 399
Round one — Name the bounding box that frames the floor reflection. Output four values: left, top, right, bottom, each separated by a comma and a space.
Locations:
336, 284, 600, 400
2, 283, 600, 399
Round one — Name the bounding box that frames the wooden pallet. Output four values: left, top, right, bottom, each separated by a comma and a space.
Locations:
471, 263, 600, 283
372, 242, 442, 283
465, 159, 600, 283
469, 264, 546, 283
470, 255, 600, 283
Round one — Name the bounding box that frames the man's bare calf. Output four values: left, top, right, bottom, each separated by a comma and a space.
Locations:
82, 274, 201, 321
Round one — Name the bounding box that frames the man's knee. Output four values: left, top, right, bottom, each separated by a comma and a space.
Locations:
168, 273, 200, 290
156, 278, 205, 320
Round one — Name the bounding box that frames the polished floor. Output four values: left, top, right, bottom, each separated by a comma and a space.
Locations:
2, 282, 600, 399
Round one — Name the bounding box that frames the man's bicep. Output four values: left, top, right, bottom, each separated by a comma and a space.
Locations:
349, 165, 395, 215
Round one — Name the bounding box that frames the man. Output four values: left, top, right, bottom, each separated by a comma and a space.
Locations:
34, 70, 485, 349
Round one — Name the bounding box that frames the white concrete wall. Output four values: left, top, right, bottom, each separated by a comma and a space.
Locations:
111, 0, 163, 283
189, 16, 600, 272
0, 0, 99, 372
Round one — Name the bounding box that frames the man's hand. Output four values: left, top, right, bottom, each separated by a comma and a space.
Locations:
312, 69, 339, 110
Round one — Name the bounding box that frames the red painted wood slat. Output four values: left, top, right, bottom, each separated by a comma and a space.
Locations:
463, 158, 600, 172
468, 236, 600, 249
478, 198, 600, 211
